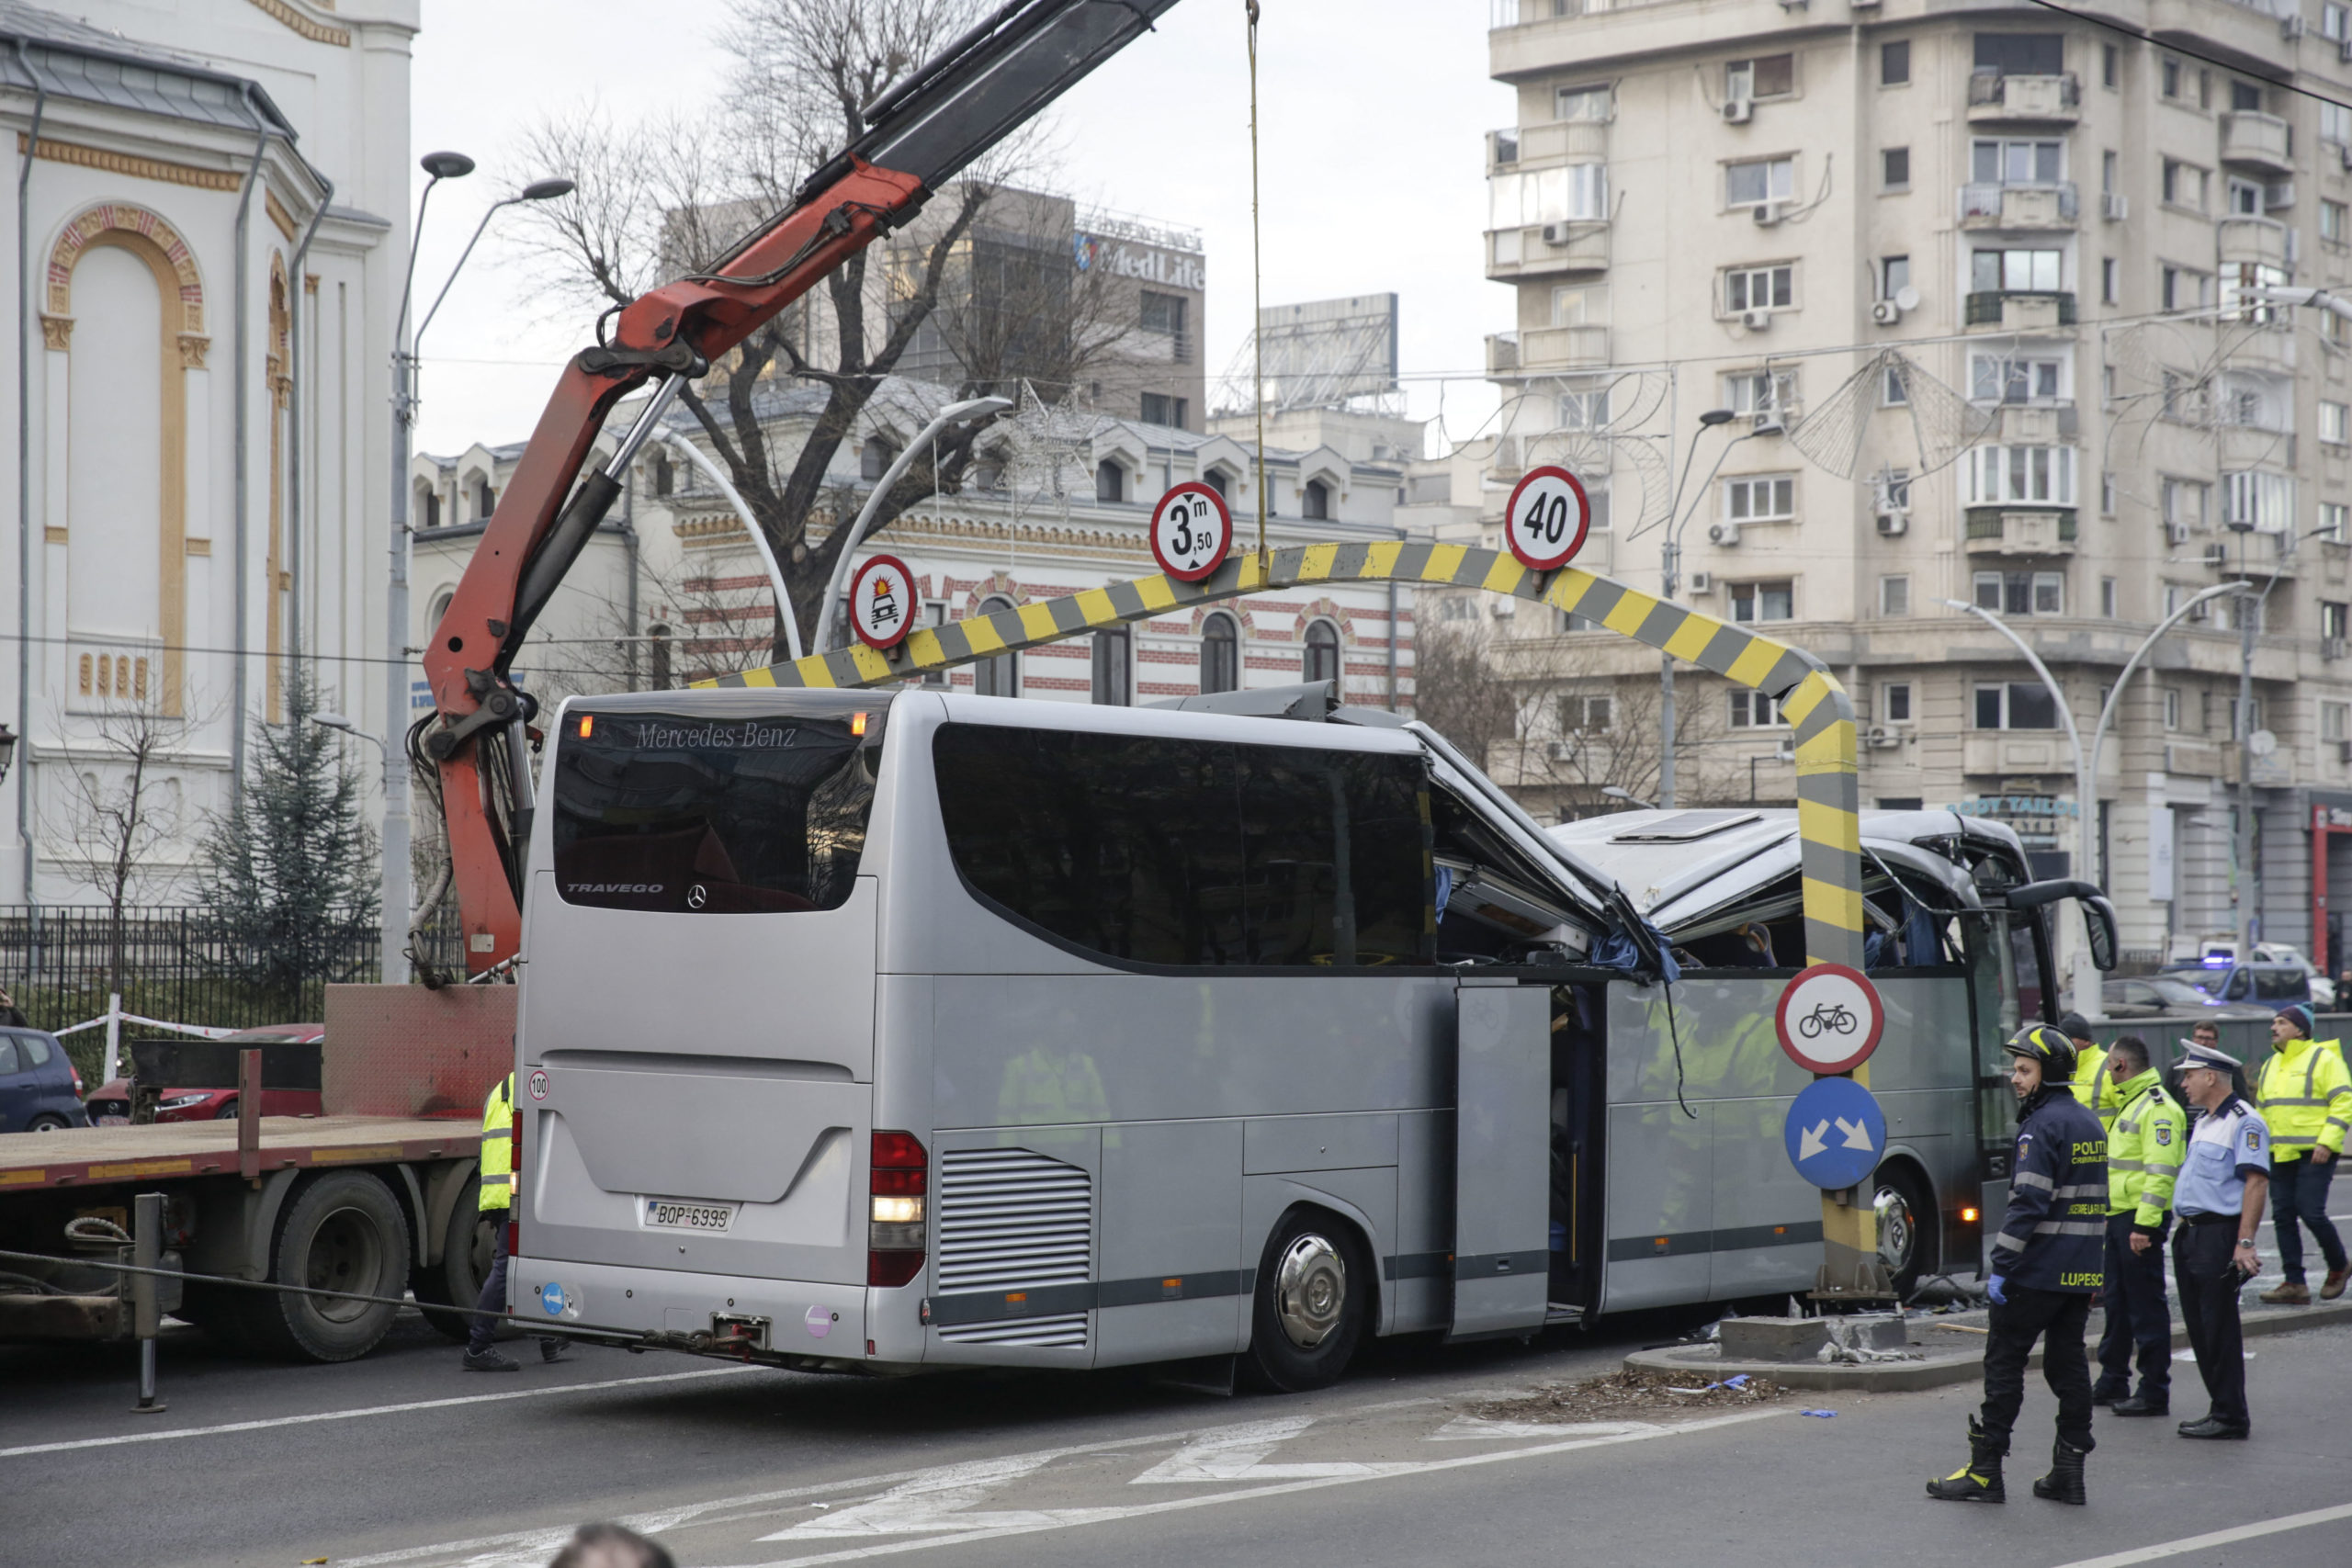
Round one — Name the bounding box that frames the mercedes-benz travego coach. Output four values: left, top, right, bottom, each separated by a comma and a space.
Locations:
509, 684, 2107, 1390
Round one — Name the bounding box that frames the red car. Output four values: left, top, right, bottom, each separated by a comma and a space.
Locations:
85, 1024, 325, 1124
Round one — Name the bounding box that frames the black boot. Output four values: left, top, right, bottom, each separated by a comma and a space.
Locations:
1926, 1416, 2007, 1503
2031, 1439, 2089, 1505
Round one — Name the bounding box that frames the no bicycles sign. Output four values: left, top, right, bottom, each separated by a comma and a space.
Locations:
1773, 962, 1885, 1076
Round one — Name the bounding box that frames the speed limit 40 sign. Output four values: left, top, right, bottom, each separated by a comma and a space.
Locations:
1149, 482, 1234, 582
1503, 466, 1591, 572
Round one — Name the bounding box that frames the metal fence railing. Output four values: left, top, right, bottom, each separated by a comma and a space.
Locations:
0, 907, 379, 1079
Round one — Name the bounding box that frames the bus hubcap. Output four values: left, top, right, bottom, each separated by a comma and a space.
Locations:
1874, 1184, 1915, 1276
1275, 1234, 1347, 1349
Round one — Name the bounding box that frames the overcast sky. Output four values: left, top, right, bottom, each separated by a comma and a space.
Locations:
406, 0, 1511, 457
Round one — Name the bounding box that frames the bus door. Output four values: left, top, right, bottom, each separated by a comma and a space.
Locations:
1451, 977, 1552, 1337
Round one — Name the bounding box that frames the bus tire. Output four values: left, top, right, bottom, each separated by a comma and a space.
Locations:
412, 1177, 496, 1344
1246, 1208, 1370, 1393
232, 1169, 412, 1362
1871, 1160, 1937, 1300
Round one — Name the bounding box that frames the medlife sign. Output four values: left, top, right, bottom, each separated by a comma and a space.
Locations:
1074, 232, 1205, 291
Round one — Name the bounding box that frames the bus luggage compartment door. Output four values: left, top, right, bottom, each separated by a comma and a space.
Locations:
1450, 979, 1551, 1338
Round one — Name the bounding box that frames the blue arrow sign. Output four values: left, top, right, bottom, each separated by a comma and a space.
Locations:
1783, 1077, 1887, 1191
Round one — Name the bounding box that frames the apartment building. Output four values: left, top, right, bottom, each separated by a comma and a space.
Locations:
1472, 0, 2352, 966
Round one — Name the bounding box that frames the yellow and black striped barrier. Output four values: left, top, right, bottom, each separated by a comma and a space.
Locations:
699, 542, 1863, 971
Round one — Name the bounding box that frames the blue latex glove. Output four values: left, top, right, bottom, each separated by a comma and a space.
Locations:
1985, 1274, 2007, 1305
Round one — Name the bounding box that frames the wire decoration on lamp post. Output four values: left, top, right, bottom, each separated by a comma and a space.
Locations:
1640, 406, 1742, 810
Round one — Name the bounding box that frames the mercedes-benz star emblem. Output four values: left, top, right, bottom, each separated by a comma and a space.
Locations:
687, 885, 708, 909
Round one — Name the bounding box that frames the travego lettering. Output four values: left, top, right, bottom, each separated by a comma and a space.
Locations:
565, 883, 666, 895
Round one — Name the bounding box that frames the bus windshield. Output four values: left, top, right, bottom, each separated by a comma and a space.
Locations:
550, 701, 882, 914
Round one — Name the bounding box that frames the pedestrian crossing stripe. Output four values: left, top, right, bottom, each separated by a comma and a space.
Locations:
695, 545, 1863, 968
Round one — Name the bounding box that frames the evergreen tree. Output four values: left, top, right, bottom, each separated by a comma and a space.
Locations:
198, 655, 380, 1000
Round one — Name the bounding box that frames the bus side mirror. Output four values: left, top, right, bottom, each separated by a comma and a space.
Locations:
2078, 896, 2118, 973
2004, 877, 2119, 973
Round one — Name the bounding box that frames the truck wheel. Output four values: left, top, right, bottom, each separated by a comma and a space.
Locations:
413, 1178, 497, 1344
1244, 1208, 1371, 1393
233, 1169, 412, 1362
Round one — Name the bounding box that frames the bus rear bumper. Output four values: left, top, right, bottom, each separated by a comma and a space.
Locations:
509, 1254, 887, 1364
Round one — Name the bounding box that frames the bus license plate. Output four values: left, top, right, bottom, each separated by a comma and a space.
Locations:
642, 1198, 736, 1234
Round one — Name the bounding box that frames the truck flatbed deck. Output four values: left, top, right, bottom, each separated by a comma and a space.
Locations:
0, 1116, 480, 1192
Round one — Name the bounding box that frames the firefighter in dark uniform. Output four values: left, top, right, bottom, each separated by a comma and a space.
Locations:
1928, 1023, 2109, 1506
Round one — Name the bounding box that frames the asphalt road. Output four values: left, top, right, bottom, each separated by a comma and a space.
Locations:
6, 1303, 2351, 1568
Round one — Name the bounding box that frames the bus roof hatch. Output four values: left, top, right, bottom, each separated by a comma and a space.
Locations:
1608, 810, 1763, 844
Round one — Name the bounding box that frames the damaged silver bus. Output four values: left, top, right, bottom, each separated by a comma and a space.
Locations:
509, 682, 2110, 1389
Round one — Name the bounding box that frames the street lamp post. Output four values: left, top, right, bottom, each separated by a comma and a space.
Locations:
1654, 407, 1740, 809
385, 160, 571, 981
820, 396, 1013, 652
2218, 524, 2334, 962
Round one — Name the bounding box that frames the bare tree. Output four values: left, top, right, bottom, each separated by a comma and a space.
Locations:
514, 0, 1117, 660
1412, 616, 1519, 771
47, 700, 191, 995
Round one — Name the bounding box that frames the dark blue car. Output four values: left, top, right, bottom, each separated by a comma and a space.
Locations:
0, 1030, 90, 1132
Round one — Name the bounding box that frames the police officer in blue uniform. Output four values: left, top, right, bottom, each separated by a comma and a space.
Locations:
1928, 1023, 2109, 1506
2171, 1040, 2272, 1439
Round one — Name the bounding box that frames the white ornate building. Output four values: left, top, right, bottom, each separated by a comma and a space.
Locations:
0, 0, 413, 904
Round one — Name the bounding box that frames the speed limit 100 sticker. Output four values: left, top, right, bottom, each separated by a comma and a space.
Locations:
1502, 466, 1592, 573
1772, 962, 1887, 1076
1149, 482, 1234, 582
847, 553, 918, 650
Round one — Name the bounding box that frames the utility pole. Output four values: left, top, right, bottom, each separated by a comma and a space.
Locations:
1655, 407, 1740, 809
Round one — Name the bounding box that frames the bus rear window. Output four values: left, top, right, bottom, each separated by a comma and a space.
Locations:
551, 705, 881, 913
933, 723, 1432, 969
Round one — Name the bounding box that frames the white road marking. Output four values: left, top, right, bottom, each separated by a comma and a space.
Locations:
0, 1363, 758, 1461
723, 1406, 1793, 1568
759, 1451, 1075, 1540
2046, 1501, 2352, 1566
1127, 1416, 1408, 1483
1428, 1416, 1656, 1441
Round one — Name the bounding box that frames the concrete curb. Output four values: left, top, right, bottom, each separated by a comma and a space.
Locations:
1623, 1296, 2352, 1393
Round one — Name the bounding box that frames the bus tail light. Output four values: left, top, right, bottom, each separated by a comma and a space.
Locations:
867, 1130, 927, 1287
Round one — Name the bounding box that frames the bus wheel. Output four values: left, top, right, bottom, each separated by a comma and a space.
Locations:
1246, 1209, 1369, 1393
232, 1169, 412, 1362
1872, 1162, 1936, 1299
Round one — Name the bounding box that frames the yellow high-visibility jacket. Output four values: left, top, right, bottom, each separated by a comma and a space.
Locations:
2106, 1068, 2187, 1229
2069, 1045, 2122, 1132
479, 1073, 514, 1213
2256, 1036, 2352, 1164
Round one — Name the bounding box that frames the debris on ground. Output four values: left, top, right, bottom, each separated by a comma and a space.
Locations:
1461, 1367, 1792, 1423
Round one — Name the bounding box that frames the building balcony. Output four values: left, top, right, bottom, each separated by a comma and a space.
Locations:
2221, 112, 2293, 177
1963, 734, 2073, 775
1964, 507, 2077, 556
2222, 323, 2298, 376
1960, 182, 2078, 230
1487, 221, 1610, 279
1988, 403, 2078, 443
1488, 119, 1608, 173
1490, 324, 1611, 375
2218, 424, 2295, 468
1964, 291, 2075, 331
2217, 215, 2290, 269
1966, 70, 2080, 124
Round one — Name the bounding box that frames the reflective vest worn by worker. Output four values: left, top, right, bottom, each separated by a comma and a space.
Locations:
2256, 1036, 2352, 1165
2069, 1044, 2122, 1132
1993, 1084, 2109, 1292
2106, 1066, 2187, 1229
479, 1073, 514, 1213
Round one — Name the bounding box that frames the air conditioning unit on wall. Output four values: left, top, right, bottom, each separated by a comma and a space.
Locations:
1709, 522, 1742, 547
1876, 511, 1908, 536
1723, 98, 1754, 124
1689, 570, 1713, 592
1743, 308, 1773, 331
1871, 299, 1901, 325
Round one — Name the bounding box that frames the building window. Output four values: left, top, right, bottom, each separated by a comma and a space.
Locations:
2325, 3, 2350, 41
1140, 288, 1186, 343
1974, 32, 2064, 76
1883, 365, 1910, 406
1882, 682, 1913, 722
2324, 403, 2352, 447
1962, 445, 2077, 506
1973, 570, 2067, 615
1140, 392, 1187, 428
1202, 468, 1229, 501
1724, 475, 1795, 521
1883, 147, 1910, 189
1091, 626, 1131, 705
1974, 681, 2060, 729
1971, 248, 2063, 294
2160, 57, 2181, 98
1558, 385, 1611, 429
2101, 470, 2117, 515
1560, 694, 1613, 733
1878, 469, 1913, 512
1303, 619, 1341, 684
2223, 261, 2292, 325
2161, 159, 2208, 212
2163, 687, 2182, 731
2323, 502, 2350, 542
973, 596, 1019, 697
472, 478, 497, 520
2226, 177, 2264, 218
2231, 80, 2262, 113
1302, 479, 1331, 520
1881, 254, 1910, 300
2101, 257, 2119, 306
1881, 39, 1909, 85
2222, 471, 2293, 532
2162, 478, 2210, 528
1095, 459, 1125, 503
1724, 265, 1793, 312
1970, 353, 2066, 404
2101, 42, 2119, 88
1973, 139, 2063, 185
2324, 602, 2351, 643
1556, 84, 1612, 120
1725, 157, 1795, 209
1728, 689, 1784, 728
1729, 579, 1794, 622
1724, 53, 1794, 101
1199, 612, 1239, 694
860, 436, 896, 482
1491, 164, 1609, 229
421, 488, 441, 530
1880, 574, 1911, 616
2325, 102, 2352, 145
2324, 200, 2349, 245
2326, 702, 2352, 749
2101, 577, 2119, 617
2160, 265, 2214, 313
1721, 368, 1797, 415
651, 452, 673, 498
